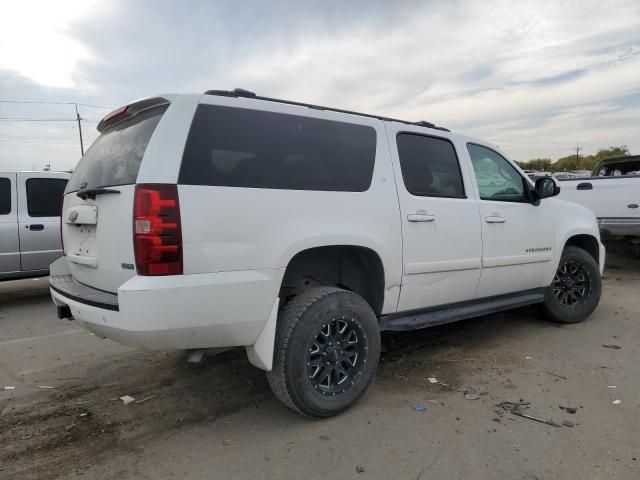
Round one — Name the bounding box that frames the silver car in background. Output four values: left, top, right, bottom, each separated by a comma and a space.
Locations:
0, 171, 70, 280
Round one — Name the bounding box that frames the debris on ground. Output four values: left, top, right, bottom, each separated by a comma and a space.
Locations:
412, 405, 428, 413
612, 399, 622, 405
1, 386, 16, 391
602, 344, 621, 349
496, 401, 561, 427
135, 394, 158, 404
463, 389, 480, 400
559, 406, 577, 414
608, 385, 617, 389
36, 385, 55, 389
562, 420, 575, 428
427, 377, 438, 384
356, 465, 365, 473
119, 395, 135, 405
546, 371, 568, 380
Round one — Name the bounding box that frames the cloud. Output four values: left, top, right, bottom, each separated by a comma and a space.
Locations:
0, 0, 102, 88
1, 0, 639, 170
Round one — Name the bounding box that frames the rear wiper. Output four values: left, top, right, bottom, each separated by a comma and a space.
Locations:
76, 187, 121, 200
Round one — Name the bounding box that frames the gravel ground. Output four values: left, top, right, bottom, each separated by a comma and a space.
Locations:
0, 250, 638, 480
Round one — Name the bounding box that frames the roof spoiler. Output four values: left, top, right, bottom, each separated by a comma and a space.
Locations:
97, 96, 170, 133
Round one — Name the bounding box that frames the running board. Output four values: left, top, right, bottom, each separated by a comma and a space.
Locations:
379, 288, 546, 332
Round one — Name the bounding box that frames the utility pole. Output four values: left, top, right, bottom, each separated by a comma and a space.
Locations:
75, 103, 84, 156
575, 144, 582, 165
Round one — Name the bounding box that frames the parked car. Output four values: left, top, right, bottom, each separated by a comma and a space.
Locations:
50, 89, 604, 417
0, 171, 70, 280
557, 156, 640, 238
592, 156, 640, 177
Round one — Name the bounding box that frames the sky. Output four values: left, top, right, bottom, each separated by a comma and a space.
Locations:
1, 0, 639, 171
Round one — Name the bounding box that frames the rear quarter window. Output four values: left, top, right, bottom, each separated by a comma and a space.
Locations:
66, 105, 168, 192
179, 105, 377, 192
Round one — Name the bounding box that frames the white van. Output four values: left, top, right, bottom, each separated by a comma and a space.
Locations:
50, 89, 603, 417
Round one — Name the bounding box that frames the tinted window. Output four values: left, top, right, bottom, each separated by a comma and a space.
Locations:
26, 178, 68, 217
396, 133, 465, 197
467, 144, 526, 202
0, 178, 10, 215
601, 160, 640, 176
179, 105, 377, 192
66, 105, 168, 192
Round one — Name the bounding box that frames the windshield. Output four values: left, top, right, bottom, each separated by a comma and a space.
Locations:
66, 105, 167, 193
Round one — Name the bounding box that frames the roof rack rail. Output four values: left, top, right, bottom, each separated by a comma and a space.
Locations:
202, 88, 450, 132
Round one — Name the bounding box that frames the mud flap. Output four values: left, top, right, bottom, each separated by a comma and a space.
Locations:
246, 298, 279, 371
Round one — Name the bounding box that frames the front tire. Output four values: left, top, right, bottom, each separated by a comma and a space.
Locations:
267, 286, 380, 418
538, 246, 602, 323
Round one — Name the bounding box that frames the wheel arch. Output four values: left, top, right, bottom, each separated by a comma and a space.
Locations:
248, 240, 393, 372
279, 244, 386, 315
563, 234, 600, 265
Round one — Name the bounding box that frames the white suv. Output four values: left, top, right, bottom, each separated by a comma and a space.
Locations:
50, 89, 604, 417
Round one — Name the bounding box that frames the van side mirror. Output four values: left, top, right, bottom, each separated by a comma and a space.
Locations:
534, 177, 560, 199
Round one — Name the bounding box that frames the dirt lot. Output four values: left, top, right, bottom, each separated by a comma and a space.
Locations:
1, 251, 639, 480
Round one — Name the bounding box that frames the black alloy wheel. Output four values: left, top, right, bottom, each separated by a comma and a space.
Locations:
307, 316, 368, 396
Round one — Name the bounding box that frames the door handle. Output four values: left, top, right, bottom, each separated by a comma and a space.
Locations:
407, 213, 435, 222
27, 224, 44, 231
577, 182, 592, 190
485, 215, 505, 224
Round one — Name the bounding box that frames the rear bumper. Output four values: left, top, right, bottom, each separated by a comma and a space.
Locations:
598, 217, 640, 237
50, 275, 118, 311
49, 258, 283, 350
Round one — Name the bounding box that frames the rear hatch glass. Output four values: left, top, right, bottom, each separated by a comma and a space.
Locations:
62, 104, 168, 293
66, 105, 168, 193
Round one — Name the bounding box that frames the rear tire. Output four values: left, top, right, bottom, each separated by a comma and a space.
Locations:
267, 286, 380, 418
538, 246, 601, 323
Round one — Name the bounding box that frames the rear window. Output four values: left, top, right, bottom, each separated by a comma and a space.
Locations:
26, 178, 68, 217
0, 178, 11, 215
66, 105, 168, 192
179, 105, 377, 191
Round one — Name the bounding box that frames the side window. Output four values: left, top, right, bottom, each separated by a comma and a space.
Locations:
25, 178, 68, 217
179, 105, 377, 192
467, 144, 526, 202
396, 133, 465, 198
0, 178, 11, 215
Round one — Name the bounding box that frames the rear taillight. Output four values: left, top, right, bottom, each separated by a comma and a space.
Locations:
133, 184, 182, 276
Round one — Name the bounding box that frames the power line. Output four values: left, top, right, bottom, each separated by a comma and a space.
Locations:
0, 100, 109, 109
0, 117, 79, 122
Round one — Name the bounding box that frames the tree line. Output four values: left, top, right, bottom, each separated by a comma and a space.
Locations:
515, 146, 630, 172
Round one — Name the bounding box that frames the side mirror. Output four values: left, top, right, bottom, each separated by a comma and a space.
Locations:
534, 177, 560, 200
